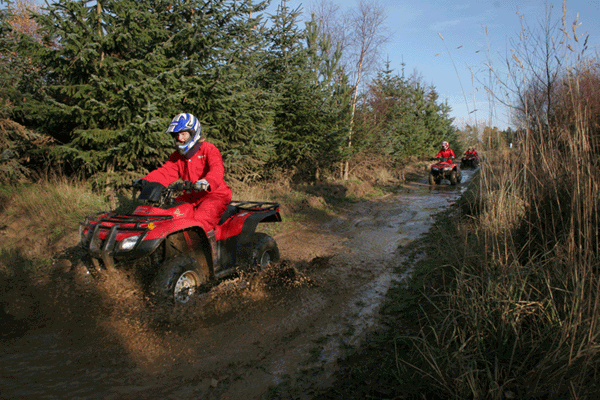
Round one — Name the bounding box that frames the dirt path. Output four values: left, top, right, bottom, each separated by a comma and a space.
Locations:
0, 171, 474, 399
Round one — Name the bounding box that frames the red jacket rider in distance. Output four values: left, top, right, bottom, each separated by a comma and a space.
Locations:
435, 141, 455, 159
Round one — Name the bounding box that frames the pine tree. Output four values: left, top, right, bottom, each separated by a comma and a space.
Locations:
0, 0, 42, 120
262, 3, 350, 180
363, 67, 457, 164
19, 0, 273, 186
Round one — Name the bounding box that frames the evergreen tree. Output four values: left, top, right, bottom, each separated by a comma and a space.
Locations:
0, 0, 41, 120
0, 0, 17, 118
304, 15, 352, 179
262, 3, 350, 180
19, 0, 273, 186
363, 67, 456, 164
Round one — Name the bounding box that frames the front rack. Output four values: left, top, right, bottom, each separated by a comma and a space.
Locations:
82, 211, 174, 230
80, 212, 173, 251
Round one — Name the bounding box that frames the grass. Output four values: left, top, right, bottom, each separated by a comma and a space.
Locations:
0, 172, 392, 279
0, 178, 110, 260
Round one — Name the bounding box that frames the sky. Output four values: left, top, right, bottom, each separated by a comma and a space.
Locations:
264, 0, 600, 130
29, 0, 600, 131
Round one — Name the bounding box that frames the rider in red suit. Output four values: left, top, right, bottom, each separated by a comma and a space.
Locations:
140, 113, 232, 233
435, 141, 455, 159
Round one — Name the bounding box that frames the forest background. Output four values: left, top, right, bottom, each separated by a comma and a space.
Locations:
0, 0, 513, 190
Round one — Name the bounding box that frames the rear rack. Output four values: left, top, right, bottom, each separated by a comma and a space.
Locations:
230, 201, 279, 212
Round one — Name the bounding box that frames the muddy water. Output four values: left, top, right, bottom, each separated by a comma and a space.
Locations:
0, 169, 476, 399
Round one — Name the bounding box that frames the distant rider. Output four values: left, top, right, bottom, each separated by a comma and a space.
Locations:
134, 113, 232, 233
435, 141, 455, 160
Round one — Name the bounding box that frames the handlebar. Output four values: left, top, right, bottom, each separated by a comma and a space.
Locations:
129, 180, 198, 206
130, 180, 195, 191
167, 180, 194, 191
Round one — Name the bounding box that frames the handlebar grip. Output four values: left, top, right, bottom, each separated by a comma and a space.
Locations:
169, 181, 194, 191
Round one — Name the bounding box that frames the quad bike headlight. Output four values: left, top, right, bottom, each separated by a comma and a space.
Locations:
443, 167, 452, 171
118, 235, 141, 251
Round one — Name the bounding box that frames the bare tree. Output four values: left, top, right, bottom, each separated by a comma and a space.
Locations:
7, 0, 41, 39
343, 0, 389, 179
308, 0, 348, 59
309, 0, 390, 179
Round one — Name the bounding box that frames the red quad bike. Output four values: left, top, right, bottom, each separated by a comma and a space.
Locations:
78, 180, 281, 305
429, 157, 462, 185
461, 154, 479, 168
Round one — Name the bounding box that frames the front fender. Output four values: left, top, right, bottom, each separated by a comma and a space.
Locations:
117, 217, 209, 262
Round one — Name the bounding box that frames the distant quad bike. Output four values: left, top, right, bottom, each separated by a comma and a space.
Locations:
79, 180, 281, 305
461, 154, 479, 168
429, 157, 462, 185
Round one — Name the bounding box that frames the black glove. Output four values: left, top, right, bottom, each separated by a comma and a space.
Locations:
133, 178, 149, 189
139, 181, 165, 203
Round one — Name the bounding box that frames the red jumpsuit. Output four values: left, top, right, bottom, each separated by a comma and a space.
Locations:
144, 141, 232, 233
435, 148, 455, 159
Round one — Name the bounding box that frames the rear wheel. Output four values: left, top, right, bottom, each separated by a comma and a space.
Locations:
250, 233, 280, 270
151, 254, 209, 304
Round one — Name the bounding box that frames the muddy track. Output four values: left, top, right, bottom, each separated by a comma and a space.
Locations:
0, 170, 474, 399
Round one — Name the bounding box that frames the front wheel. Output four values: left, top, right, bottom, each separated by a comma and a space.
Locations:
250, 233, 280, 270
428, 173, 436, 185
151, 254, 209, 304
450, 170, 458, 185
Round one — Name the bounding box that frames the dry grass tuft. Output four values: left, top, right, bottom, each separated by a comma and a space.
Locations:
392, 8, 600, 399
0, 177, 110, 261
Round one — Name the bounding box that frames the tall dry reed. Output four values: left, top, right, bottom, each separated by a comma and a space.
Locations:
397, 4, 600, 398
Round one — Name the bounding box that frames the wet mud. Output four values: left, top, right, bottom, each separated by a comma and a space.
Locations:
0, 169, 476, 399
